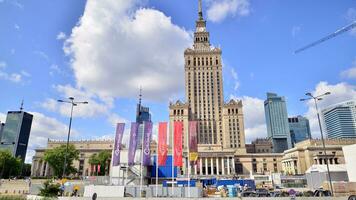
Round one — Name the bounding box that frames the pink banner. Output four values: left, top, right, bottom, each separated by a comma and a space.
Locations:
174, 121, 183, 167
189, 121, 198, 164
158, 122, 168, 166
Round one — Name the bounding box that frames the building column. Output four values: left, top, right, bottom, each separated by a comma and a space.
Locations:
205, 158, 208, 175
194, 164, 197, 176
216, 157, 220, 175
227, 157, 231, 175
44, 162, 49, 177
199, 158, 203, 175
210, 158, 214, 175
221, 158, 225, 175
232, 157, 235, 175
40, 161, 45, 177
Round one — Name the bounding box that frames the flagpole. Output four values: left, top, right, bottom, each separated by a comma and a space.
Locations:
156, 140, 159, 197
187, 123, 190, 198
171, 123, 174, 197
140, 123, 144, 197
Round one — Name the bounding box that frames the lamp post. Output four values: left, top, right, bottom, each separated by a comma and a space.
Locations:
58, 97, 88, 178
300, 91, 333, 196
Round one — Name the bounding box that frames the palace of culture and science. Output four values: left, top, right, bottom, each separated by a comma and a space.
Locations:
169, 0, 248, 177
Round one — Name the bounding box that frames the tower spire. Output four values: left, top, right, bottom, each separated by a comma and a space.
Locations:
138, 86, 142, 107
198, 0, 203, 20
20, 99, 24, 111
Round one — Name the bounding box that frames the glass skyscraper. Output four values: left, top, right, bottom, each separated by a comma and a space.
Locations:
288, 116, 311, 146
0, 111, 33, 161
322, 100, 356, 139
264, 92, 292, 153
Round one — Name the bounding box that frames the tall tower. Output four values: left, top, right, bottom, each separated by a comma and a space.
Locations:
264, 92, 292, 153
184, 0, 223, 145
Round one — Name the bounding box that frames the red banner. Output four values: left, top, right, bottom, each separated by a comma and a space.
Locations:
189, 121, 198, 164
158, 122, 168, 166
174, 121, 183, 167
97, 164, 101, 173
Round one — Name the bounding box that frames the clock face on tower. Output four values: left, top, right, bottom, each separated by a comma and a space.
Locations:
197, 27, 206, 32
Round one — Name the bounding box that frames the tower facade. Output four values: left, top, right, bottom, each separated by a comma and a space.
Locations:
288, 116, 311, 146
322, 100, 356, 139
0, 111, 33, 162
169, 0, 245, 151
264, 92, 292, 153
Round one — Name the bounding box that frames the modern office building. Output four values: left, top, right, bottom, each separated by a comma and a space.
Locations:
322, 100, 356, 139
0, 111, 33, 161
264, 92, 292, 153
288, 116, 311, 146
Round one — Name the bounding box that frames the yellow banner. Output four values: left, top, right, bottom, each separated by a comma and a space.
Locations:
189, 152, 198, 162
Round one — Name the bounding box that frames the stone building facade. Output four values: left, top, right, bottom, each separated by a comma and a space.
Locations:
168, 0, 246, 178
281, 139, 356, 175
246, 138, 273, 154
31, 139, 114, 177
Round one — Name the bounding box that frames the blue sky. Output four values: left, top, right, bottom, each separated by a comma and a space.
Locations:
0, 0, 355, 163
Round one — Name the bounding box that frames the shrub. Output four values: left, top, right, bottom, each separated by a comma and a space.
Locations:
39, 180, 61, 197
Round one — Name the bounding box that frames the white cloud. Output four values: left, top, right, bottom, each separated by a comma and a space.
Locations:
230, 67, 240, 91
0, 112, 6, 122
230, 95, 267, 143
41, 84, 113, 118
0, 61, 6, 69
33, 51, 49, 62
0, 69, 22, 83
64, 0, 191, 102
20, 70, 31, 77
340, 59, 356, 79
207, 0, 250, 23
303, 82, 356, 138
56, 32, 66, 40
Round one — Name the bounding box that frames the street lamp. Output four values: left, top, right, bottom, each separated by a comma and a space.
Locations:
57, 97, 88, 178
300, 92, 333, 196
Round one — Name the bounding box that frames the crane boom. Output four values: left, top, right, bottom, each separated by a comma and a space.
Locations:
295, 21, 356, 54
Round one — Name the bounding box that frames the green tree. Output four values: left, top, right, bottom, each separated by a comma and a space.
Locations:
22, 163, 32, 177
88, 150, 111, 176
0, 150, 21, 179
43, 144, 79, 177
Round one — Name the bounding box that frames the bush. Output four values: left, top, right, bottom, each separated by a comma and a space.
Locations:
303, 190, 314, 197
39, 180, 61, 197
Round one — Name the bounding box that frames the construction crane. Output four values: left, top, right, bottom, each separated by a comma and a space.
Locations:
295, 20, 356, 54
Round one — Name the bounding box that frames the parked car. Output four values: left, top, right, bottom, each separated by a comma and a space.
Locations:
256, 188, 270, 197
241, 189, 257, 197
349, 195, 356, 200
313, 189, 331, 197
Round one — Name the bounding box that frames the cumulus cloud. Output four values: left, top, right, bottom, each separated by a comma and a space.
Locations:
64, 0, 191, 102
41, 84, 113, 118
303, 82, 356, 138
207, 0, 250, 23
230, 95, 267, 143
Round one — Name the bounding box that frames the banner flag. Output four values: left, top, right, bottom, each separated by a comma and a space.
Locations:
189, 121, 198, 164
97, 165, 101, 173
143, 121, 152, 166
128, 122, 139, 166
158, 122, 168, 166
112, 123, 125, 166
174, 121, 183, 167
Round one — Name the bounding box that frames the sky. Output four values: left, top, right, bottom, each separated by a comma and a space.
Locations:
0, 0, 355, 163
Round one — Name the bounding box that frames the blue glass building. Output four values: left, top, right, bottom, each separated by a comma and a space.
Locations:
136, 92, 152, 147
264, 93, 292, 153
288, 116, 311, 146
322, 100, 356, 139
0, 111, 33, 162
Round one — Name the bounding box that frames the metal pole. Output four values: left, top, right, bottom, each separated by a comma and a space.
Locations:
156, 140, 159, 197
62, 102, 74, 178
140, 123, 144, 197
172, 126, 174, 197
314, 99, 334, 196
187, 127, 190, 198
